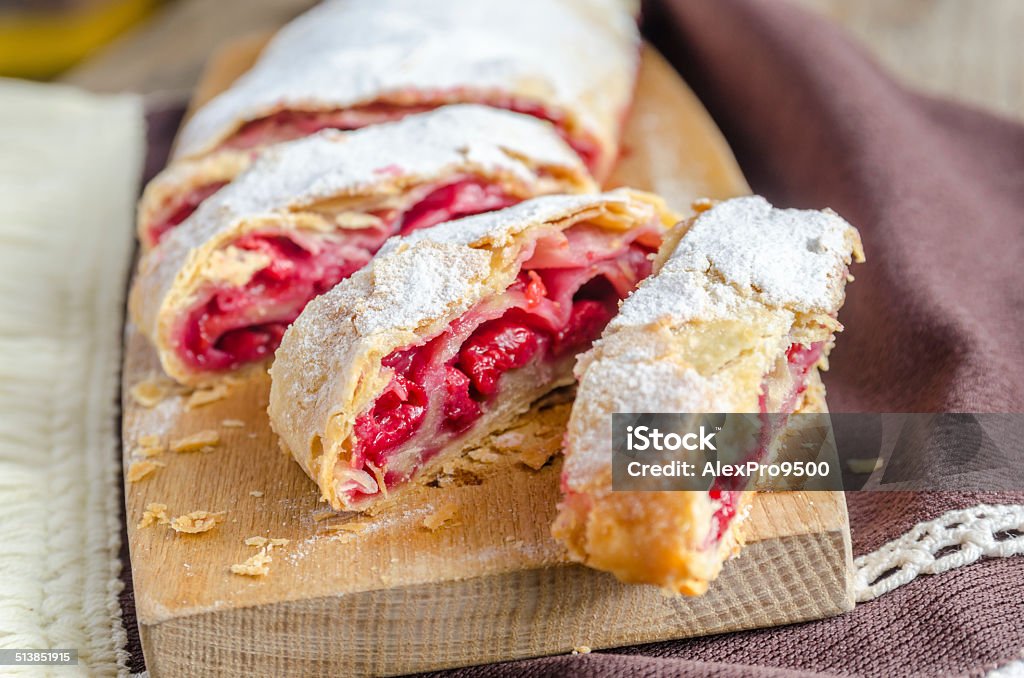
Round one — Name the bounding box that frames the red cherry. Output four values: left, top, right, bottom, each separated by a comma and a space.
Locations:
398, 180, 517, 235
552, 300, 615, 355
216, 325, 284, 364
442, 366, 481, 434
353, 374, 428, 465
150, 181, 227, 244
458, 317, 540, 397
381, 345, 418, 377
523, 270, 547, 308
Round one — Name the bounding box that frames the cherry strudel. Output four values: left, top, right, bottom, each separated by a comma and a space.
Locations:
130, 106, 594, 385
268, 190, 677, 511
140, 0, 640, 248
552, 196, 864, 595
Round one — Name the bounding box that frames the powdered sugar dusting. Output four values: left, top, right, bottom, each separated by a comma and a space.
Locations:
670, 196, 860, 312
564, 355, 733, 486
131, 106, 592, 381
175, 0, 639, 164
565, 196, 863, 486
210, 105, 586, 219
324, 190, 657, 339
384, 190, 638, 253
166, 105, 587, 261
610, 265, 758, 329
268, 190, 670, 506
611, 196, 862, 330
355, 242, 493, 335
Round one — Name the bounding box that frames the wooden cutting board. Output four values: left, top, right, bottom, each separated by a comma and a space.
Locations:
122, 39, 854, 678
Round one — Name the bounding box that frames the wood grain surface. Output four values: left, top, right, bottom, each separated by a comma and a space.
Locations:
121, 41, 852, 677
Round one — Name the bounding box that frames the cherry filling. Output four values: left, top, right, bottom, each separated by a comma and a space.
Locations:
179, 234, 369, 371
221, 105, 432, 152
173, 179, 519, 373
148, 181, 229, 246
155, 100, 598, 244
352, 374, 429, 459
218, 98, 601, 171
346, 223, 660, 501
398, 181, 518, 235
707, 341, 825, 543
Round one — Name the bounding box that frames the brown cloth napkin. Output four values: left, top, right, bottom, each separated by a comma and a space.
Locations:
124, 1, 1024, 675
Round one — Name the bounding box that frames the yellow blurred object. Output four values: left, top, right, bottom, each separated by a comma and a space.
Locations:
0, 0, 159, 79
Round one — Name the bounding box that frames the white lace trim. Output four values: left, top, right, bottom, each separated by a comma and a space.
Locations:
854, 503, 1024, 603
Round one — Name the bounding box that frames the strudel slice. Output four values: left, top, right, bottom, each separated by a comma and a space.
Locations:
552, 196, 864, 595
268, 190, 676, 511
141, 0, 640, 246
130, 106, 594, 385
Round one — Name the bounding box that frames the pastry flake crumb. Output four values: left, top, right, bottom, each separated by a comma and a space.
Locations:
171, 430, 221, 453
519, 446, 556, 471
138, 434, 161, 447
691, 197, 714, 213
366, 461, 388, 499
185, 383, 231, 410
222, 418, 245, 428
249, 490, 264, 498
491, 431, 524, 450
137, 502, 169, 529
136, 445, 165, 458
127, 460, 165, 482
572, 646, 592, 655
245, 536, 289, 549
312, 509, 338, 522
170, 510, 226, 534
468, 448, 501, 464
422, 504, 459, 532
130, 377, 173, 408
230, 551, 272, 577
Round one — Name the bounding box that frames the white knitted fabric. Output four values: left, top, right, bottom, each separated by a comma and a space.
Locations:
0, 79, 143, 677
854, 503, 1024, 603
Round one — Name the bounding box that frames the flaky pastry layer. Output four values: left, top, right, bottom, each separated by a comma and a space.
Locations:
268, 189, 678, 510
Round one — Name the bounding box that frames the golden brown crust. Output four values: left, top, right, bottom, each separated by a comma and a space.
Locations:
553, 196, 863, 595
552, 375, 826, 596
